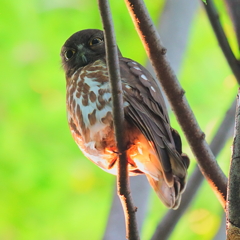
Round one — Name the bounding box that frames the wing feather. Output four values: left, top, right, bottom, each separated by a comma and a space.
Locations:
120, 57, 188, 187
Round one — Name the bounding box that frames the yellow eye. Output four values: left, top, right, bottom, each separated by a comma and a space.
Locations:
89, 37, 103, 46
64, 49, 75, 60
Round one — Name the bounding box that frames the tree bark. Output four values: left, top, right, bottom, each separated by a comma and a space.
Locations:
226, 89, 240, 239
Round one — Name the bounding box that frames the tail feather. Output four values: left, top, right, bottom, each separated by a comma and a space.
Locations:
146, 174, 176, 208
146, 173, 183, 209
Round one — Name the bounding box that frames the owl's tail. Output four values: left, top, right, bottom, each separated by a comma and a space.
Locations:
145, 150, 189, 209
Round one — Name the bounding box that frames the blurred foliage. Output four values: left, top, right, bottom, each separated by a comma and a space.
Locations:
0, 0, 238, 239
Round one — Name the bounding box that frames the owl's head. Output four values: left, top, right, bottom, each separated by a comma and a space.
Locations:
61, 29, 111, 76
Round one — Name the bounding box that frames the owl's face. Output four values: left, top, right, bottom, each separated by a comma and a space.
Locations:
60, 29, 106, 76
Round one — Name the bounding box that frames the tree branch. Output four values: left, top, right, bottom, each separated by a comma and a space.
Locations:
151, 98, 236, 240
103, 1, 200, 238
153, 1, 240, 237
98, 1, 139, 239
203, 0, 240, 83
226, 89, 240, 239
124, 0, 227, 207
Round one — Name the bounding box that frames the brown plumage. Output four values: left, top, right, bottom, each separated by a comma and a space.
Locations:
60, 29, 189, 209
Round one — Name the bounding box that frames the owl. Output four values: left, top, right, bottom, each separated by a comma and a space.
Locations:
61, 29, 189, 209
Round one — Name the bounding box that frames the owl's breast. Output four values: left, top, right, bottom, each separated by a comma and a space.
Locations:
66, 59, 121, 170
67, 60, 111, 133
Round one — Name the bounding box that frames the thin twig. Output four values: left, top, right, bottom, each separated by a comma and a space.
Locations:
224, 0, 240, 49
203, 0, 240, 82
226, 89, 240, 239
103, 176, 150, 240
151, 98, 236, 240
98, 0, 140, 239
124, 0, 227, 207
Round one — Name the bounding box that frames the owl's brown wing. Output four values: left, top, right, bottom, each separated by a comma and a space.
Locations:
120, 57, 188, 189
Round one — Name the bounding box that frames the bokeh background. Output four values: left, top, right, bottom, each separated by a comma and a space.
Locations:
0, 0, 238, 239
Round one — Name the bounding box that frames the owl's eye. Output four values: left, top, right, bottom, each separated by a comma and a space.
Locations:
64, 49, 75, 60
89, 37, 103, 46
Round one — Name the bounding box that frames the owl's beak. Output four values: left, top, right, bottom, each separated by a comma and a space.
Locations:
77, 44, 88, 66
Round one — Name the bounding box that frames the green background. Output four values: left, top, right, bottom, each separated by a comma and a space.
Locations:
0, 0, 238, 239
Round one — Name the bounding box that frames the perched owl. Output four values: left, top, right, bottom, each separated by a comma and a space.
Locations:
61, 29, 189, 209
